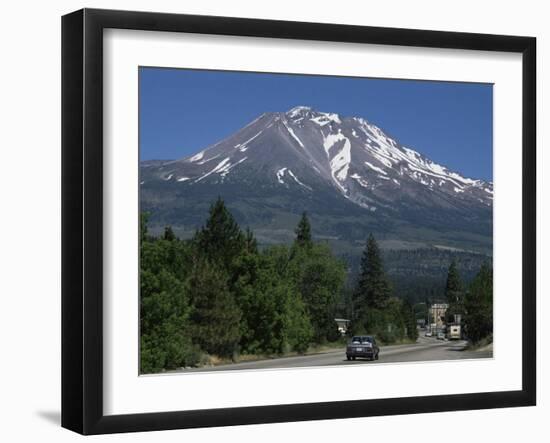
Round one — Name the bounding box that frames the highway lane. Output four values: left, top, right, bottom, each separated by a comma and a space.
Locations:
171, 336, 493, 373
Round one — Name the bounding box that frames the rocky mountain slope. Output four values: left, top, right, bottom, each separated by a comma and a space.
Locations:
140, 106, 493, 253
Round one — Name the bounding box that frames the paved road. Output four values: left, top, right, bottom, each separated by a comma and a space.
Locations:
172, 336, 493, 373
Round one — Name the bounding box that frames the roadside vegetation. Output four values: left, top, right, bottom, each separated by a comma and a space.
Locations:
444, 259, 493, 345
140, 197, 492, 373
140, 198, 345, 373
348, 233, 418, 344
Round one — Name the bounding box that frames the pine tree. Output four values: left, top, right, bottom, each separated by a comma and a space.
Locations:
244, 227, 258, 254
290, 244, 346, 343
140, 212, 150, 244
140, 268, 199, 373
140, 216, 199, 373
188, 260, 242, 358
294, 212, 312, 248
351, 234, 391, 335
232, 252, 313, 354
464, 262, 493, 343
163, 225, 176, 241
402, 298, 419, 341
445, 260, 463, 304
355, 234, 391, 310
194, 197, 245, 270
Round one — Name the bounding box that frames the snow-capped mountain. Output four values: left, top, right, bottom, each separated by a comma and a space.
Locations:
140, 106, 493, 250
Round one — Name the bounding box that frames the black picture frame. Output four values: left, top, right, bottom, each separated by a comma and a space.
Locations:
62, 8, 536, 435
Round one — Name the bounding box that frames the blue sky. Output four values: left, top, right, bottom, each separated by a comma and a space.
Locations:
139, 67, 493, 181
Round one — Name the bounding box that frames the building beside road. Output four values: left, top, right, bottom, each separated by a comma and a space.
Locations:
429, 303, 448, 333
334, 318, 350, 335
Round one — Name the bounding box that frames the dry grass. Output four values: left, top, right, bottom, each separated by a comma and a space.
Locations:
200, 342, 346, 367
465, 334, 493, 351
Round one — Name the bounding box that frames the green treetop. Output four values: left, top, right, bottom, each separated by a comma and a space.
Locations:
294, 212, 312, 248
140, 212, 150, 244
355, 233, 392, 311
163, 225, 176, 241
244, 227, 258, 254
445, 260, 463, 304
194, 197, 245, 269
188, 259, 242, 358
464, 262, 493, 343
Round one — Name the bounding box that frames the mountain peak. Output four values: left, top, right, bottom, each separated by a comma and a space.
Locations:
143, 106, 492, 218
286, 105, 314, 117
140, 106, 492, 253
287, 105, 313, 112
285, 106, 344, 126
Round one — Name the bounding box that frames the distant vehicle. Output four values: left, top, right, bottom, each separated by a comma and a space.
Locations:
346, 335, 379, 361
425, 331, 433, 337
437, 331, 445, 340
448, 324, 461, 340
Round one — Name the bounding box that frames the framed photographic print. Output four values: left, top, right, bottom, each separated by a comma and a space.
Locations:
61, 8, 536, 435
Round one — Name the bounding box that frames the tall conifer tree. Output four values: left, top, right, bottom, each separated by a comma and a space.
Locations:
464, 262, 493, 343
244, 227, 258, 254
195, 197, 245, 269
445, 260, 463, 304
188, 260, 242, 358
140, 212, 149, 244
355, 233, 391, 310
294, 212, 312, 248
163, 225, 176, 241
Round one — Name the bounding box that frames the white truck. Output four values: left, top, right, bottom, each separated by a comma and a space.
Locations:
448, 324, 461, 340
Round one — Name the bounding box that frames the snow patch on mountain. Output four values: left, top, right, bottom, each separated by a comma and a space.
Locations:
287, 106, 312, 118
275, 167, 311, 191
310, 115, 331, 127
195, 157, 231, 182
448, 172, 478, 186
330, 136, 351, 182
310, 112, 341, 127
276, 167, 287, 184
282, 120, 305, 148
189, 151, 204, 162
364, 161, 387, 175
287, 169, 312, 191
197, 153, 220, 165
351, 173, 369, 188
406, 163, 462, 189
425, 161, 447, 176
323, 132, 346, 155
235, 131, 262, 152
321, 112, 341, 124
219, 157, 248, 178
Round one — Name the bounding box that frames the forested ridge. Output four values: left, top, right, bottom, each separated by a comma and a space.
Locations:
341, 248, 492, 305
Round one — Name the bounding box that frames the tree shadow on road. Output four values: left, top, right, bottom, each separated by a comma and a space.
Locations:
446, 345, 468, 352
